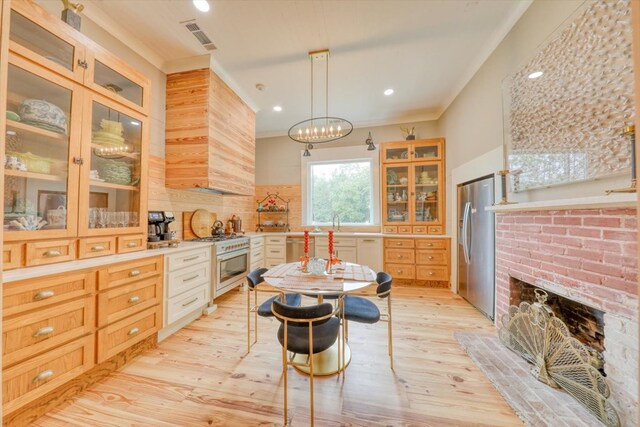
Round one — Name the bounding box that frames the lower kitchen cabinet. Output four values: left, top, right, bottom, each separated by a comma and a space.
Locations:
265, 235, 286, 268
2, 254, 164, 417
356, 237, 383, 272
249, 236, 265, 271
383, 237, 450, 286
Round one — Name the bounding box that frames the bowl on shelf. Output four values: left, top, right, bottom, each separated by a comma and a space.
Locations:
262, 220, 274, 226
18, 99, 67, 134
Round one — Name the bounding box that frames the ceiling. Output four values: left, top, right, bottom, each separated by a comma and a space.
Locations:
59, 0, 531, 137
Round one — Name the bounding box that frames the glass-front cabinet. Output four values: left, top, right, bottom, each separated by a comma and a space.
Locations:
78, 93, 147, 236
3, 54, 82, 240
381, 138, 445, 234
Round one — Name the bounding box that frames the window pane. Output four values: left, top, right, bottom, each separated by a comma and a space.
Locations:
310, 161, 372, 224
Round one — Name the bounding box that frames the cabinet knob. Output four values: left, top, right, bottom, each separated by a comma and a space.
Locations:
128, 295, 140, 303
396, 269, 402, 274
428, 256, 434, 260
428, 272, 434, 276
129, 269, 141, 277
32, 369, 54, 383
397, 255, 402, 259
34, 290, 55, 301
427, 243, 433, 247
396, 242, 401, 246
43, 250, 61, 257
77, 59, 89, 69
128, 327, 140, 335
33, 326, 55, 337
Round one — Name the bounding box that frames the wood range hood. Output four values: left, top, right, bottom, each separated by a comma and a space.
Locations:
165, 67, 256, 196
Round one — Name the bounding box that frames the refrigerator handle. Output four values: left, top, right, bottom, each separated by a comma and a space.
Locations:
461, 202, 471, 264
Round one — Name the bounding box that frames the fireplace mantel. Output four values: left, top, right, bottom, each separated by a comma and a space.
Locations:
486, 193, 637, 213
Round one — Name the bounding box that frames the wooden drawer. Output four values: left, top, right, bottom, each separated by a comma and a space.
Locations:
167, 284, 208, 325
3, 271, 95, 318
166, 247, 211, 272
415, 239, 448, 250
398, 226, 412, 234
250, 246, 264, 262
96, 305, 160, 363
382, 226, 397, 233
265, 236, 286, 245
25, 239, 76, 267
416, 266, 449, 281
384, 248, 415, 264
3, 243, 22, 270
78, 237, 117, 259
428, 226, 444, 234
265, 246, 285, 258
333, 237, 356, 247
385, 263, 415, 280
265, 258, 284, 268
98, 256, 163, 291
412, 226, 427, 234
3, 295, 94, 368
167, 263, 210, 299
384, 238, 414, 249
98, 276, 162, 327
117, 234, 146, 253
250, 237, 264, 249
416, 250, 448, 265
3, 335, 94, 415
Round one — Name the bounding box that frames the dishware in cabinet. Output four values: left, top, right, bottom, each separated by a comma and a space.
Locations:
412, 161, 443, 227
382, 163, 410, 226
3, 53, 83, 241
77, 92, 148, 237
381, 138, 442, 163
8, 1, 86, 83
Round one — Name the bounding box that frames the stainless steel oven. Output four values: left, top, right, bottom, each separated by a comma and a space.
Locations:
216, 246, 249, 297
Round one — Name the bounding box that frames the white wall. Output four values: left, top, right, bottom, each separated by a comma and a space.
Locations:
256, 120, 440, 185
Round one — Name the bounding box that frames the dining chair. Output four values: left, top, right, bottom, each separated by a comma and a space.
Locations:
339, 271, 394, 369
271, 296, 342, 427
247, 268, 302, 354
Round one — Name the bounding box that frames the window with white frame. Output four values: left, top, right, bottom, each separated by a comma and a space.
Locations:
302, 146, 380, 226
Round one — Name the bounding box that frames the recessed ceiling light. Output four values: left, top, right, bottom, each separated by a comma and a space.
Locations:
273, 106, 283, 112
193, 0, 210, 12
384, 88, 394, 96
528, 71, 544, 79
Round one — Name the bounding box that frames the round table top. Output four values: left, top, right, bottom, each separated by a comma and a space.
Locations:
262, 262, 376, 296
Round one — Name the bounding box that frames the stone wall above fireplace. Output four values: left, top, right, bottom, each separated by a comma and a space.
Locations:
494, 206, 638, 427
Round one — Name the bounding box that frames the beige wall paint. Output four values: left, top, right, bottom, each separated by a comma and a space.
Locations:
256, 120, 440, 185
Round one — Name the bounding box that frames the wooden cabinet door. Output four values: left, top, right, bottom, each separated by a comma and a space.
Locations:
356, 238, 383, 272
411, 161, 443, 228
9, 1, 86, 83
381, 141, 410, 164
382, 163, 410, 226
411, 139, 443, 161
77, 92, 148, 237
4, 54, 83, 242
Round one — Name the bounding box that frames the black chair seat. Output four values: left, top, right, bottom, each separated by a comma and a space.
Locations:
341, 295, 381, 324
277, 317, 340, 354
258, 293, 302, 317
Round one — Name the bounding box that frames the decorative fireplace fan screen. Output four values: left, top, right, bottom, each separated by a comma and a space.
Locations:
499, 290, 620, 427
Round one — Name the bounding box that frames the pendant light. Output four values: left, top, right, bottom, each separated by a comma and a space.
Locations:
289, 49, 353, 156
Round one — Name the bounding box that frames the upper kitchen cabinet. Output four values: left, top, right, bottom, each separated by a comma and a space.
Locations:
381, 138, 445, 235
8, 1, 86, 83
165, 68, 256, 196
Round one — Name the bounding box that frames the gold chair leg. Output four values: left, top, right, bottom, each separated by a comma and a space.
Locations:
247, 289, 251, 354
283, 321, 288, 426
309, 323, 314, 427
388, 296, 394, 371
254, 290, 259, 344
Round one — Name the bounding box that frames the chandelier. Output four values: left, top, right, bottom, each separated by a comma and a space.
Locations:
288, 49, 352, 156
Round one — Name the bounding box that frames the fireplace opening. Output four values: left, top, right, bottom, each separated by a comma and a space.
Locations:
509, 278, 606, 373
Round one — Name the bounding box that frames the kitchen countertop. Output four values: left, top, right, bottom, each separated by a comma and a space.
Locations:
244, 231, 451, 239
3, 241, 214, 283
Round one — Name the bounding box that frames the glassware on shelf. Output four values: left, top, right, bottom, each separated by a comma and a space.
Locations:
130, 212, 138, 227
107, 212, 117, 228
98, 208, 107, 228
88, 208, 98, 228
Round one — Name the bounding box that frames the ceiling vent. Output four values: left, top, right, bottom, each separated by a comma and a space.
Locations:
182, 20, 217, 51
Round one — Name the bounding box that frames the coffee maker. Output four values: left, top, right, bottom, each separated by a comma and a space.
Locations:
147, 211, 175, 242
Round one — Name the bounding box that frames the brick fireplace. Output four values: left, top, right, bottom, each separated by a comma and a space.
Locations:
494, 207, 638, 426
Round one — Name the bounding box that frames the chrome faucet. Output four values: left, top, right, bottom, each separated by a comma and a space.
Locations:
332, 213, 341, 231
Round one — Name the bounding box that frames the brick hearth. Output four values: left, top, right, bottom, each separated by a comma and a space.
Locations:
494, 208, 638, 427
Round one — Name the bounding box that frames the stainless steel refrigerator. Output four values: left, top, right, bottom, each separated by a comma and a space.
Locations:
457, 175, 495, 320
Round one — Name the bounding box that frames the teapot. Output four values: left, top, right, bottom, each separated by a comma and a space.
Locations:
212, 220, 225, 235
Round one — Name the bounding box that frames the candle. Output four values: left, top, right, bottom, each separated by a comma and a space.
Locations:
328, 230, 334, 257
304, 230, 309, 254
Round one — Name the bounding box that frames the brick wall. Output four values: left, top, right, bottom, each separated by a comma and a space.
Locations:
495, 207, 638, 427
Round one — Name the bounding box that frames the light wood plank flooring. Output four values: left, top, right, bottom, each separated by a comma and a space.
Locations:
33, 286, 522, 426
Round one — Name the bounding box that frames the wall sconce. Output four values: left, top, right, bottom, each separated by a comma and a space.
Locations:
365, 132, 376, 151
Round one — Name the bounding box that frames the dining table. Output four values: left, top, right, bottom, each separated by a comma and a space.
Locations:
262, 261, 377, 376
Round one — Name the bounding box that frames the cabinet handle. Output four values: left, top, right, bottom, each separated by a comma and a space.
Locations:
427, 243, 433, 247
34, 290, 55, 301
32, 369, 54, 383
396, 269, 402, 274
77, 59, 89, 69
127, 242, 139, 248
128, 295, 140, 303
129, 269, 141, 277
43, 250, 61, 257
182, 297, 199, 307
428, 256, 434, 260
183, 275, 199, 282
33, 326, 55, 337
397, 255, 402, 259
428, 272, 434, 276
396, 242, 402, 246
72, 157, 84, 165
128, 327, 140, 335
91, 245, 106, 251
183, 256, 199, 262
362, 239, 375, 242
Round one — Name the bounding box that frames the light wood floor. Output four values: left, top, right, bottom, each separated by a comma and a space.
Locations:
33, 286, 523, 426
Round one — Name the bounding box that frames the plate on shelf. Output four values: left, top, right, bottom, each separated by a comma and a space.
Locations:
386, 170, 398, 185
